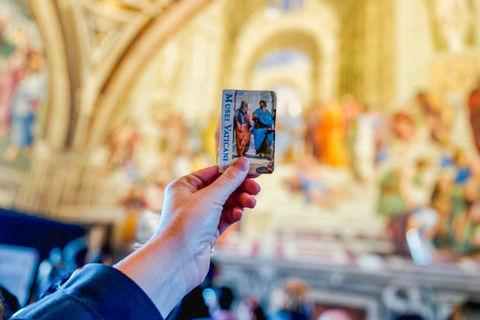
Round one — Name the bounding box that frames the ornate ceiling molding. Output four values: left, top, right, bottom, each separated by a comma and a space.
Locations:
87, 0, 212, 148
30, 0, 211, 150
29, 0, 71, 149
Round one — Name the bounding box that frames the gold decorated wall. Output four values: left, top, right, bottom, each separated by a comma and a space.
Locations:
1, 0, 480, 233
338, 0, 396, 107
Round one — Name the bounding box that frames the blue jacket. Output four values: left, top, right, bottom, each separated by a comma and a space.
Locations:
11, 264, 162, 320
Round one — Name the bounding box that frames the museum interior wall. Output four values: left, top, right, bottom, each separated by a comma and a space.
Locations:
2, 0, 480, 319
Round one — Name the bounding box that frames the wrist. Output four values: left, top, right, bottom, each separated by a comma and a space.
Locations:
115, 233, 191, 317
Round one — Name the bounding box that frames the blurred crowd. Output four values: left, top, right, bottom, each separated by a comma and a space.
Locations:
2, 243, 480, 320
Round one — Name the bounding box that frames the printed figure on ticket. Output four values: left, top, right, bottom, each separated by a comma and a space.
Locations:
218, 89, 276, 174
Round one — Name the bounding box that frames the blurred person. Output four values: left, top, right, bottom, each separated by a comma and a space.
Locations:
303, 104, 321, 158
453, 149, 472, 185
353, 103, 379, 187
237, 296, 266, 320
416, 91, 451, 145
167, 263, 218, 320
35, 247, 64, 300
391, 111, 416, 143
12, 157, 260, 320
406, 207, 440, 264
378, 169, 408, 219
378, 168, 410, 255
431, 173, 455, 250
4, 50, 46, 162
167, 286, 210, 320
450, 178, 480, 254
314, 101, 348, 166
0, 286, 20, 320
133, 168, 170, 246
374, 113, 390, 165
317, 309, 352, 320
410, 159, 436, 207
0, 43, 26, 136
468, 77, 480, 154
101, 120, 140, 178
211, 287, 236, 320
38, 240, 89, 300
468, 196, 480, 249
252, 100, 275, 158
62, 238, 88, 272
270, 278, 311, 320
449, 300, 480, 320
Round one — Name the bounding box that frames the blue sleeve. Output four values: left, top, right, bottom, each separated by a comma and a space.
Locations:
11, 264, 162, 320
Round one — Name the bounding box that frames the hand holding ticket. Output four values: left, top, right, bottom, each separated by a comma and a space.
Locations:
218, 90, 277, 175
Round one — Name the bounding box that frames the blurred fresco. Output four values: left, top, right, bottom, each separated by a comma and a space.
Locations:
2, 0, 480, 318
0, 0, 46, 168
0, 0, 47, 207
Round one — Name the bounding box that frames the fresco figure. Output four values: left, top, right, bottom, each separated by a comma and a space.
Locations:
4, 51, 46, 162
314, 102, 348, 166
353, 104, 378, 185
252, 100, 275, 157
468, 78, 480, 154
0, 49, 26, 136
102, 120, 140, 177
416, 92, 451, 145
235, 101, 253, 157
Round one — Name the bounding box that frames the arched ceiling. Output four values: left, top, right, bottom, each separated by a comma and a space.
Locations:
230, 0, 340, 102
245, 30, 319, 89
32, 0, 364, 150
224, 0, 361, 38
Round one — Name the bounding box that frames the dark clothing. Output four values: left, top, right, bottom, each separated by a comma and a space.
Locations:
11, 264, 162, 320
254, 120, 271, 155
166, 286, 209, 320
252, 108, 274, 156
1, 286, 20, 319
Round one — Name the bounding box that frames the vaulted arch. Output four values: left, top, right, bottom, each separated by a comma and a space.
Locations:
229, 0, 339, 102
244, 31, 318, 99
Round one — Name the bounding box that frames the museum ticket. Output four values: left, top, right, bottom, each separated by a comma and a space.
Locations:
218, 89, 277, 174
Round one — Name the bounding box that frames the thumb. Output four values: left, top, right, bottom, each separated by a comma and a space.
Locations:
205, 158, 250, 203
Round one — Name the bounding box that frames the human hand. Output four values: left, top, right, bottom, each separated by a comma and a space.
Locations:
116, 158, 260, 317
156, 157, 259, 285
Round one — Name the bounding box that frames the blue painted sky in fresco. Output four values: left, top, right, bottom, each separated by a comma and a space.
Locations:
256, 49, 310, 70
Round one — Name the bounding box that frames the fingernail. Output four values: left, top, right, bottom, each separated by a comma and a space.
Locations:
234, 157, 250, 172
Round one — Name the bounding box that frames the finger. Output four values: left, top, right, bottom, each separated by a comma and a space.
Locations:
203, 158, 249, 203
225, 193, 256, 208
238, 179, 261, 195
187, 165, 222, 189
247, 174, 260, 179
218, 206, 243, 234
